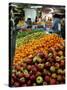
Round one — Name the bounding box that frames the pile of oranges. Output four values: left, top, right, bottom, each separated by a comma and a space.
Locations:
13, 34, 64, 64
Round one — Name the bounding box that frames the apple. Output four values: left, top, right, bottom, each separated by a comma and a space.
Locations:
44, 75, 50, 82
50, 78, 56, 85
36, 76, 43, 84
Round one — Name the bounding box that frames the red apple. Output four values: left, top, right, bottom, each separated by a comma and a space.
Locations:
44, 75, 50, 82
14, 82, 20, 87
15, 65, 21, 71
35, 71, 42, 77
50, 79, 56, 85
60, 60, 65, 67
45, 62, 51, 68
30, 75, 35, 80
27, 80, 32, 86
55, 63, 60, 69
57, 75, 62, 81
27, 65, 32, 70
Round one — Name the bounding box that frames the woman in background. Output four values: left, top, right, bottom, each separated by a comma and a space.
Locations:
17, 17, 26, 30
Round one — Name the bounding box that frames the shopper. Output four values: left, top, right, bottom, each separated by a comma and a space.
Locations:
35, 16, 38, 23
52, 14, 61, 32
26, 18, 32, 29
38, 16, 42, 24
46, 17, 52, 29
17, 17, 26, 30
61, 17, 65, 39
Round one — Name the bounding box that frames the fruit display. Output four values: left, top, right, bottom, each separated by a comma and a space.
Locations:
16, 31, 46, 47
11, 45, 65, 86
17, 29, 45, 39
14, 34, 64, 64
9, 2, 65, 87
11, 32, 65, 87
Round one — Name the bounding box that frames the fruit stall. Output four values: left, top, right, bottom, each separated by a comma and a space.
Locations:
11, 30, 65, 86
9, 3, 65, 87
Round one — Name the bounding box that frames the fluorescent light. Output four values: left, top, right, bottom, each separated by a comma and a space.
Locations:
30, 6, 42, 9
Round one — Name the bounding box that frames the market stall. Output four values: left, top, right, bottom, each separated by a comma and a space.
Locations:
9, 3, 65, 87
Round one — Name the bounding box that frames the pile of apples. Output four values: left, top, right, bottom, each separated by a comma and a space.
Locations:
11, 45, 65, 87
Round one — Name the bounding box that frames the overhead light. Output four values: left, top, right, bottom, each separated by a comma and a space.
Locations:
30, 6, 42, 9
